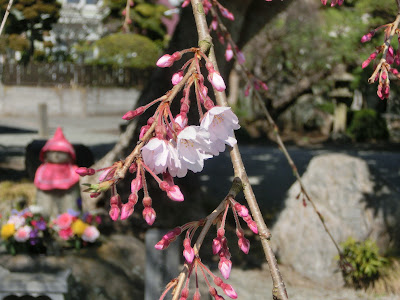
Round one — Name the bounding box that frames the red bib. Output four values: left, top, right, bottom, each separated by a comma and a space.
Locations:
34, 163, 80, 190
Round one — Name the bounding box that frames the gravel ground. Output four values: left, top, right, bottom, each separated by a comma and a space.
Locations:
229, 266, 399, 300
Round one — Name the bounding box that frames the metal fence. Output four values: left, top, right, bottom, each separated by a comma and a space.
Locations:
0, 62, 154, 87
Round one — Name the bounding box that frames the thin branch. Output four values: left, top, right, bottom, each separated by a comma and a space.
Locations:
211, 3, 344, 259
0, 0, 13, 37
191, 0, 288, 299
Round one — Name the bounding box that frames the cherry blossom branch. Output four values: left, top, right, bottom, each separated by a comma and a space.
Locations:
0, 0, 13, 36
191, 0, 288, 299
252, 87, 343, 257
115, 61, 197, 180
210, 1, 344, 261
172, 177, 243, 300
367, 13, 400, 84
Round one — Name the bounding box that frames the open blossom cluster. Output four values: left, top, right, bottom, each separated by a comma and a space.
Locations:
156, 196, 258, 299
50, 210, 101, 243
142, 106, 239, 178
77, 45, 242, 227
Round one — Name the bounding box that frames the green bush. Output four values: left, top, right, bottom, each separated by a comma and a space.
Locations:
347, 109, 388, 142
339, 237, 387, 289
93, 33, 160, 68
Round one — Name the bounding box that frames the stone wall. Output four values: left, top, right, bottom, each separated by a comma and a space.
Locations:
0, 85, 140, 117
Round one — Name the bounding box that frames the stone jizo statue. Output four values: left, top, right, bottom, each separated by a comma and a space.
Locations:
34, 127, 81, 219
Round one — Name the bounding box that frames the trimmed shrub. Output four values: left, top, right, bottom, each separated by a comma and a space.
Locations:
339, 237, 387, 289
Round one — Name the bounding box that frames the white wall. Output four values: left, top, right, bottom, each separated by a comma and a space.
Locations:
0, 85, 140, 117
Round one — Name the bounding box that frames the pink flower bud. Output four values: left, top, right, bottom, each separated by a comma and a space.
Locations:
171, 51, 182, 61
211, 17, 218, 31
128, 192, 138, 205
218, 257, 232, 279
361, 31, 374, 43
167, 185, 184, 202
221, 283, 237, 299
172, 71, 184, 85
183, 245, 195, 263
154, 239, 170, 250
131, 177, 142, 193
139, 125, 150, 139
387, 46, 395, 64
143, 207, 156, 225
181, 0, 190, 7
122, 9, 126, 16
90, 192, 101, 198
362, 58, 371, 69
120, 202, 134, 220
247, 220, 258, 234
109, 205, 120, 221
75, 167, 95, 176
234, 203, 248, 217
390, 68, 399, 75
225, 45, 233, 62
261, 82, 268, 91
122, 107, 145, 120
220, 8, 234, 21
395, 54, 400, 66
208, 71, 226, 92
156, 54, 174, 68
212, 237, 222, 254
238, 237, 250, 254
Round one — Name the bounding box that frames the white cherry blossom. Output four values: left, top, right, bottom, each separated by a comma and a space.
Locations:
141, 138, 170, 174
200, 106, 240, 154
177, 126, 212, 173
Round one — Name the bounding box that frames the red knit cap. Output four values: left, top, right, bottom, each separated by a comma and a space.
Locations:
39, 127, 76, 162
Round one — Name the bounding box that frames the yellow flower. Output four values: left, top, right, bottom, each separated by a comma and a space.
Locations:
1, 223, 16, 240
71, 219, 88, 236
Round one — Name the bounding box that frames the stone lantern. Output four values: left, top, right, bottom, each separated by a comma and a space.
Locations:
34, 127, 81, 219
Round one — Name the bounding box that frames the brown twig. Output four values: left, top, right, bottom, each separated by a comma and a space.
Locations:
0, 0, 13, 37
172, 177, 243, 300
191, 0, 288, 299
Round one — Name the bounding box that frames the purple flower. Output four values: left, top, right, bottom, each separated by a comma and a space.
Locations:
67, 209, 80, 217
36, 220, 46, 231
29, 229, 39, 245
